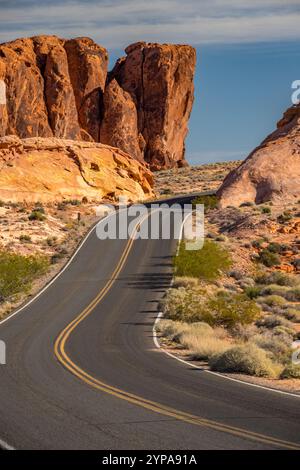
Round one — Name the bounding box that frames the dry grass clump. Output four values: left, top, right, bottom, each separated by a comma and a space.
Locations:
181, 332, 231, 360
157, 319, 230, 360
209, 343, 282, 378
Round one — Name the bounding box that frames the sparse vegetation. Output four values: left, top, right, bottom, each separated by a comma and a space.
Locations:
0, 250, 49, 301
192, 194, 218, 213
258, 249, 280, 267
28, 210, 46, 221
19, 234, 31, 243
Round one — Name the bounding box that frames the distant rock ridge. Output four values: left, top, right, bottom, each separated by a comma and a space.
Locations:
0, 135, 153, 203
217, 104, 300, 207
0, 36, 196, 170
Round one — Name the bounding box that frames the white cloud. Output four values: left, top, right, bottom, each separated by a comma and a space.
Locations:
0, 0, 299, 48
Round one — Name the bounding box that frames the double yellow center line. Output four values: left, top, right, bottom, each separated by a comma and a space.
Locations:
54, 212, 300, 450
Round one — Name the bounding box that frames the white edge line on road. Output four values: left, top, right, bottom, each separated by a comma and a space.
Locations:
152, 212, 300, 400
0, 209, 125, 327
0, 209, 124, 451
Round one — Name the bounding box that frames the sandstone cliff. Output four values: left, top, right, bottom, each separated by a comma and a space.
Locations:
0, 36, 195, 170
217, 104, 300, 207
0, 136, 153, 203
106, 42, 196, 169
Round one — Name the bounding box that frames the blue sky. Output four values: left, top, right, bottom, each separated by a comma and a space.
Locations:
0, 0, 299, 165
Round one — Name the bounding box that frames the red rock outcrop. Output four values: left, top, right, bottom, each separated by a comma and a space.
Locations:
0, 35, 108, 142
100, 79, 144, 162
109, 42, 196, 169
64, 38, 108, 141
0, 36, 195, 169
217, 104, 300, 208
0, 136, 153, 203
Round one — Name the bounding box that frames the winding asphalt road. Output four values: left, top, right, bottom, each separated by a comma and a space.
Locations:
0, 197, 299, 450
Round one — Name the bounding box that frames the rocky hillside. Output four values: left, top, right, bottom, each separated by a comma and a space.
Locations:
0, 36, 196, 170
0, 136, 153, 203
217, 104, 300, 207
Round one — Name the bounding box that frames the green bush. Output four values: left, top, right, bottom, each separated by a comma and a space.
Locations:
0, 251, 49, 300
28, 210, 46, 221
257, 295, 287, 307
280, 364, 300, 379
258, 249, 280, 267
267, 242, 287, 254
162, 286, 210, 323
209, 343, 281, 378
260, 206, 271, 214
245, 286, 262, 299
19, 234, 32, 243
277, 211, 292, 224
207, 291, 261, 328
174, 240, 232, 281
191, 194, 218, 213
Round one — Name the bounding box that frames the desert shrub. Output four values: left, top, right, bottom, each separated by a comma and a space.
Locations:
157, 319, 215, 345
209, 343, 281, 378
256, 314, 293, 329
28, 210, 46, 221
46, 236, 57, 247
162, 286, 209, 323
191, 194, 218, 212
258, 249, 280, 267
245, 286, 263, 299
172, 276, 199, 289
206, 291, 260, 328
260, 284, 289, 296
50, 247, 68, 264
267, 242, 287, 254
253, 333, 291, 364
285, 288, 300, 302
277, 211, 292, 224
174, 240, 232, 281
280, 364, 300, 379
156, 319, 190, 342
231, 324, 259, 341
260, 206, 271, 214
34, 205, 45, 214
19, 234, 31, 243
251, 239, 264, 249
258, 272, 299, 287
257, 295, 287, 307
240, 201, 254, 207
229, 270, 244, 281
284, 308, 300, 322
181, 332, 230, 360
0, 251, 49, 301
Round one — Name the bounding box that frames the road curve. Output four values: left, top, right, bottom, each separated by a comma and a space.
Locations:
0, 197, 299, 450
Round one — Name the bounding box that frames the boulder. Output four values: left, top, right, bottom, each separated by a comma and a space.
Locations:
217, 104, 300, 207
0, 136, 153, 203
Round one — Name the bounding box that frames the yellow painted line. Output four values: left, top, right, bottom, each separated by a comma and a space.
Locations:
54, 212, 300, 450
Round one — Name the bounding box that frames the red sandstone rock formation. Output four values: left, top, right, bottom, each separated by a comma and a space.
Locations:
217, 104, 300, 207
0, 36, 195, 169
108, 42, 196, 169
0, 136, 153, 203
